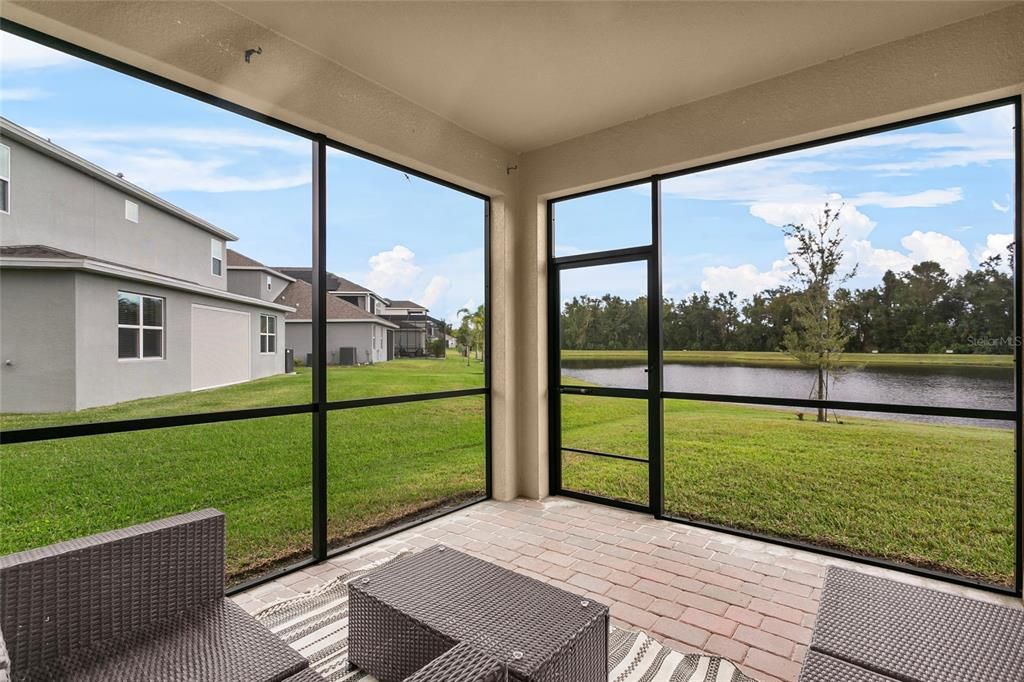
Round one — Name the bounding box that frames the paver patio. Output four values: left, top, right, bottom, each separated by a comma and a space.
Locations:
233, 497, 1021, 682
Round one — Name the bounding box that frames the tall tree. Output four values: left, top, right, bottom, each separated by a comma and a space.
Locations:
456, 305, 486, 364
781, 204, 857, 422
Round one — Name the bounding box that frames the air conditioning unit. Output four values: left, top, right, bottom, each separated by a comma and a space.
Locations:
338, 347, 358, 366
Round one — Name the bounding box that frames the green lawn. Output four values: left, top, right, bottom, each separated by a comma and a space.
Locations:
1, 354, 1016, 587
562, 349, 1014, 368
1, 356, 486, 583
1, 355, 485, 431
562, 395, 1016, 587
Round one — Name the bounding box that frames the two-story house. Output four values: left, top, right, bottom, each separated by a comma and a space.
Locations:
380, 299, 447, 357
271, 267, 398, 364
0, 117, 293, 413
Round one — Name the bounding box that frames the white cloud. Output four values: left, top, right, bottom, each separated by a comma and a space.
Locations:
866, 149, 1013, 174
992, 197, 1010, 213
852, 187, 962, 209
0, 33, 76, 71
421, 275, 451, 309
749, 197, 877, 242
863, 108, 1014, 175
661, 157, 829, 204
69, 145, 310, 193
347, 246, 484, 324
365, 245, 422, 293
701, 260, 790, 299
851, 240, 915, 276
0, 87, 50, 101
19, 124, 312, 194
976, 233, 1014, 267
899, 230, 971, 276
38, 126, 309, 155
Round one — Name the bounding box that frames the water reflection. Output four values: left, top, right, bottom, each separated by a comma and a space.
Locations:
561, 359, 1014, 427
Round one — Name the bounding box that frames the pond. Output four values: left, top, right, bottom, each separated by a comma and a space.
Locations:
561, 359, 1015, 427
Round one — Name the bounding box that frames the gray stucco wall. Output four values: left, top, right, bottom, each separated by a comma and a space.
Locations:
0, 269, 286, 412
227, 268, 290, 302
0, 136, 227, 290
73, 272, 285, 410
285, 320, 389, 365
0, 270, 77, 413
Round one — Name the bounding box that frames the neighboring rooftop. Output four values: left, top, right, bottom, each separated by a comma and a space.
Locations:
386, 299, 427, 310
226, 249, 296, 282
274, 279, 397, 326
0, 117, 238, 242
1, 245, 291, 311
274, 267, 374, 295
0, 245, 86, 259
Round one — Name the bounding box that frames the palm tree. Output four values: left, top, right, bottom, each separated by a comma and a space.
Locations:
456, 305, 486, 364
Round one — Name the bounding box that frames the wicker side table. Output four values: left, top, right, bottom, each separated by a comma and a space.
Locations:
349, 546, 607, 682
404, 642, 506, 682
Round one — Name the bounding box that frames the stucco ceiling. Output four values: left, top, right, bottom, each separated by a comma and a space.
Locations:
222, 1, 1011, 152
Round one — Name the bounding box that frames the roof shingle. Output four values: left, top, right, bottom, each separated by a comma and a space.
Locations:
274, 279, 396, 326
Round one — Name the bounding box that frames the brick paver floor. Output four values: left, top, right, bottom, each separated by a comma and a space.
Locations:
233, 496, 1021, 682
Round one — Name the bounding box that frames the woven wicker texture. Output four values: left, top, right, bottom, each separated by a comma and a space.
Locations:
798, 651, 898, 682
282, 669, 329, 682
811, 567, 1024, 682
18, 600, 307, 682
0, 509, 225, 672
348, 545, 607, 682
404, 642, 506, 682
0, 509, 315, 682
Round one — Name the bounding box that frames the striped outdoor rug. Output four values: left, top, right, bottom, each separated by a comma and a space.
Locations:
254, 556, 756, 682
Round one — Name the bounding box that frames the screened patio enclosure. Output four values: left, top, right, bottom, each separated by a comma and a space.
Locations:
0, 1, 1022, 607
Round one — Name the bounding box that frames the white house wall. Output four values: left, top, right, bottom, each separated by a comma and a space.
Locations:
0, 269, 78, 413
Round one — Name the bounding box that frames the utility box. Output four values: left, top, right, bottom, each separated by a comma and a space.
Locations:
285, 348, 294, 374
338, 347, 358, 366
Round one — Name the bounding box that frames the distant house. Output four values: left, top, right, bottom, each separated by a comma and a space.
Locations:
273, 278, 397, 365
379, 299, 447, 356
0, 118, 292, 413
275, 269, 449, 357
275, 268, 389, 316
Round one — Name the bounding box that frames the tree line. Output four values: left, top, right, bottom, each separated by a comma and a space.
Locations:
561, 246, 1014, 355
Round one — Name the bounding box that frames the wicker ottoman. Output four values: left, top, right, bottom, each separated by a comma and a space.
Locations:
348, 545, 608, 682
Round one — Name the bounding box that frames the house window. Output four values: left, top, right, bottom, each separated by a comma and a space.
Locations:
0, 143, 10, 214
260, 314, 276, 353
118, 292, 164, 359
211, 239, 223, 276
124, 199, 139, 223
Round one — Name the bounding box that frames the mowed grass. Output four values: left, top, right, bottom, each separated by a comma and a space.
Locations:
562, 349, 1014, 368
2, 354, 1016, 587
561, 395, 1016, 587
1, 356, 486, 583
1, 356, 485, 431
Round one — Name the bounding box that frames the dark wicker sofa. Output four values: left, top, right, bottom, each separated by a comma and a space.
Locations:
0, 508, 324, 682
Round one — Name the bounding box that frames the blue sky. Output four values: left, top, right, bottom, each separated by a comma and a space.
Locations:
1, 32, 485, 323
2, 31, 1016, 316
556, 102, 1016, 304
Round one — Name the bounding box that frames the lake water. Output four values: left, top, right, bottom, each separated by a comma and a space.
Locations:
561, 359, 1015, 427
